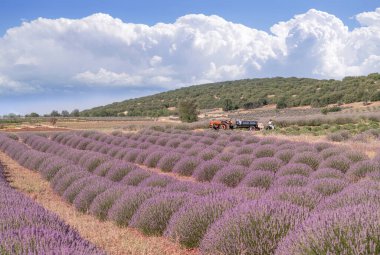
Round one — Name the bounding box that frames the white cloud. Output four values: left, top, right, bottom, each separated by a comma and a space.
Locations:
0, 9, 380, 95
74, 68, 143, 87
356, 8, 380, 26
0, 74, 37, 94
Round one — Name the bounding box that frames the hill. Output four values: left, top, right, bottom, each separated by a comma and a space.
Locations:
80, 73, 380, 117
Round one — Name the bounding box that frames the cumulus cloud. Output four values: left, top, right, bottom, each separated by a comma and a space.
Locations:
0, 74, 37, 94
74, 68, 143, 87
0, 8, 380, 95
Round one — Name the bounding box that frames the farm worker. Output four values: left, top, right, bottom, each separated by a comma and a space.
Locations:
268, 119, 275, 129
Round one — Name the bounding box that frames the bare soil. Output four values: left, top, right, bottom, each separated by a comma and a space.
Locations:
0, 152, 198, 255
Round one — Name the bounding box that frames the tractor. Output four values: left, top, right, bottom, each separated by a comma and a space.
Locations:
209, 119, 234, 130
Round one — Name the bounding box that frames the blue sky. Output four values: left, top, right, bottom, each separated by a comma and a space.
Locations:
0, 0, 380, 115
1, 0, 378, 35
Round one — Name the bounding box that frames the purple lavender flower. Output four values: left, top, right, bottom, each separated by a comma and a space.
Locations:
273, 175, 309, 188
307, 178, 349, 196
290, 152, 321, 170
239, 170, 274, 189
172, 156, 200, 176
276, 163, 313, 177
310, 167, 345, 180
120, 168, 151, 186
274, 149, 295, 164
320, 155, 351, 173
108, 187, 163, 226
200, 200, 307, 255
138, 174, 175, 188
347, 160, 380, 181
157, 152, 182, 172
89, 185, 129, 220
144, 150, 166, 168
251, 157, 283, 172
316, 185, 380, 211
73, 178, 112, 213
104, 161, 135, 182
165, 194, 240, 248
211, 166, 248, 188
263, 186, 322, 210
193, 159, 226, 182
231, 154, 254, 168
129, 192, 192, 235
254, 145, 277, 158
276, 203, 380, 255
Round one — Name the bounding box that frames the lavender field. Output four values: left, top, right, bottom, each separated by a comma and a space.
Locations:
0, 129, 380, 255
0, 158, 104, 254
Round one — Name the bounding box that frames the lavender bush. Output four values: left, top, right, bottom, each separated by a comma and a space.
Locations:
121, 168, 151, 186
73, 179, 112, 212
129, 192, 191, 236
62, 176, 100, 203
144, 151, 166, 168
193, 159, 224, 182
307, 178, 349, 196
263, 187, 322, 210
275, 149, 295, 164
275, 174, 309, 188
320, 155, 351, 173
231, 154, 254, 168
240, 170, 274, 189
108, 187, 163, 226
316, 186, 380, 211
138, 174, 175, 188
165, 194, 239, 248
251, 157, 283, 172
347, 160, 380, 180
172, 156, 199, 176
276, 163, 313, 177
200, 200, 307, 255
89, 185, 128, 220
310, 167, 345, 180
104, 162, 135, 182
157, 152, 181, 172
212, 166, 248, 188
290, 152, 321, 170
276, 203, 380, 255
254, 145, 277, 158
0, 164, 104, 254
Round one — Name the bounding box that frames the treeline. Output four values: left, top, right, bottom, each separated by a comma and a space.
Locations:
80, 73, 380, 117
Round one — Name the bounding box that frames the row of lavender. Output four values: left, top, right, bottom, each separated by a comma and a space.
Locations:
41, 130, 380, 192
0, 158, 104, 254
1, 132, 380, 254
0, 133, 263, 251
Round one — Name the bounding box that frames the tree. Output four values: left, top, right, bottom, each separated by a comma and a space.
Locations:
25, 112, 40, 118
50, 110, 60, 117
50, 117, 57, 126
70, 109, 80, 117
28, 112, 40, 117
61, 110, 70, 117
178, 100, 198, 123
276, 97, 288, 109
223, 99, 234, 111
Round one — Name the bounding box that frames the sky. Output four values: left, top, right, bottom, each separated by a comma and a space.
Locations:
0, 0, 380, 115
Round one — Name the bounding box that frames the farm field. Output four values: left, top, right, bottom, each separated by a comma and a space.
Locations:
0, 128, 379, 254
0, 157, 105, 254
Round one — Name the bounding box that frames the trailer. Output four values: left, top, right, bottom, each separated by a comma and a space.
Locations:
235, 120, 262, 130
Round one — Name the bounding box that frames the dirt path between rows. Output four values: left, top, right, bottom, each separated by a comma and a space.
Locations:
0, 152, 198, 255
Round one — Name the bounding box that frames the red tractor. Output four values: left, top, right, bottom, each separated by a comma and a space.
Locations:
209, 119, 234, 130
